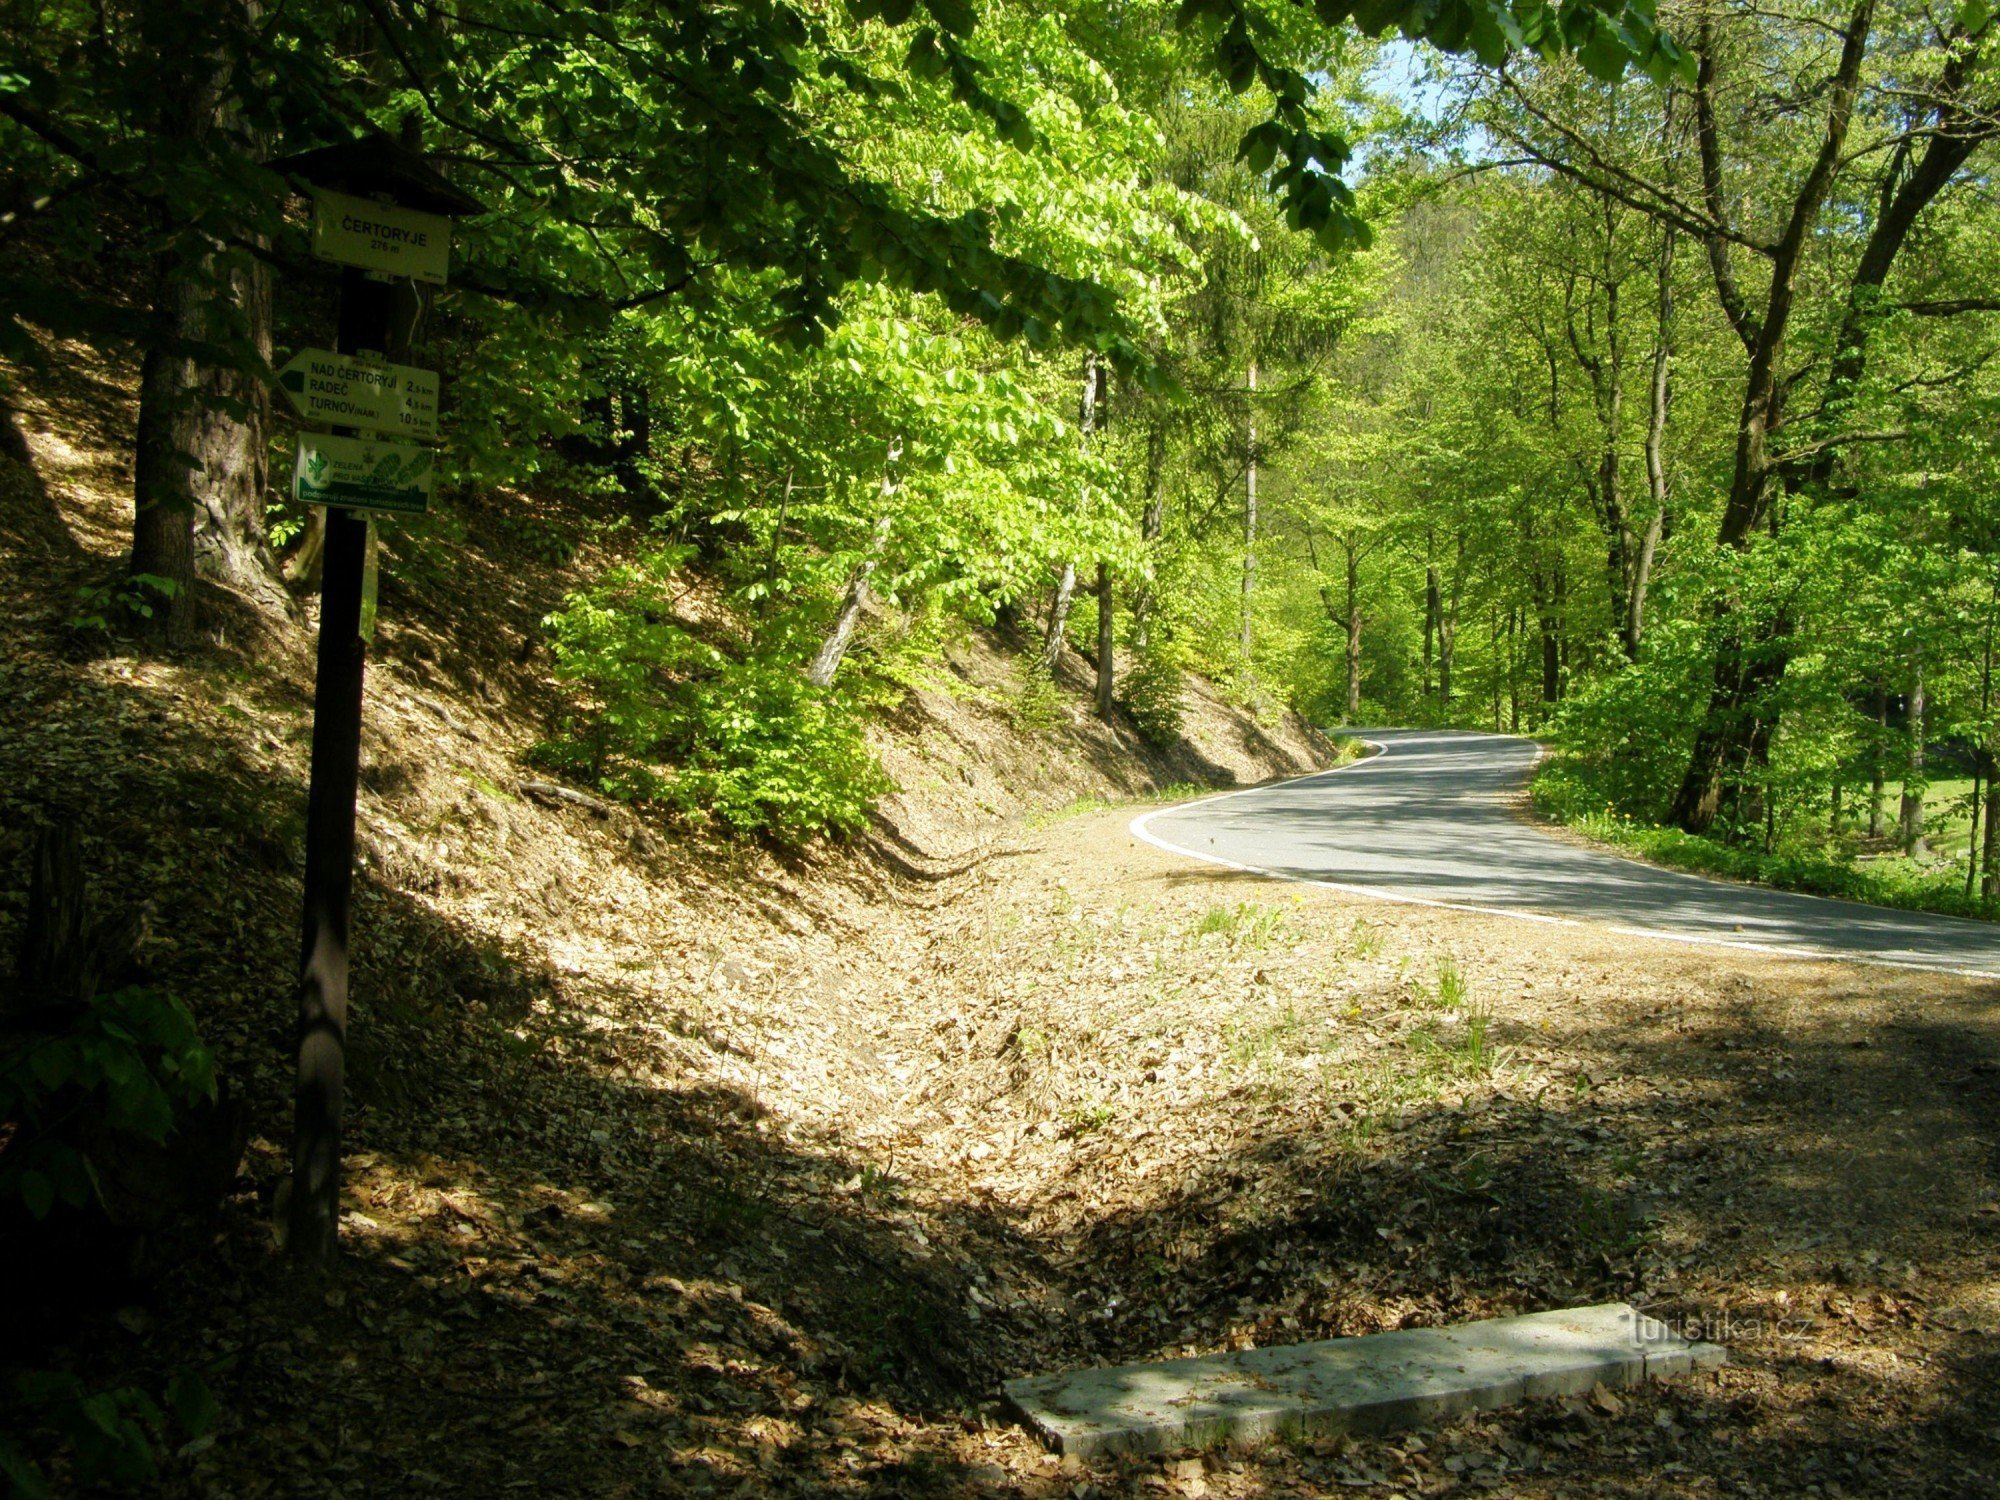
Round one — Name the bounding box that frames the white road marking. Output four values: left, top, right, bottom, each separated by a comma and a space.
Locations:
1129, 733, 2000, 981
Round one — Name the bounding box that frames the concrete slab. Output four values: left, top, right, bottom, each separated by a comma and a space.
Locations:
1004, 1303, 1724, 1457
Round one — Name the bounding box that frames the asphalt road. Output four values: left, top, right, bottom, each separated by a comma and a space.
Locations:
1132, 728, 2000, 979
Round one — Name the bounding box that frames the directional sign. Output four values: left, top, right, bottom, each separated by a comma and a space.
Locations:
278, 349, 439, 441
293, 433, 435, 515
311, 188, 450, 284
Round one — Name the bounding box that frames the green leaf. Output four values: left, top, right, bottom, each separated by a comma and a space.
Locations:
19, 1169, 54, 1220
0, 1440, 53, 1500
166, 1373, 219, 1441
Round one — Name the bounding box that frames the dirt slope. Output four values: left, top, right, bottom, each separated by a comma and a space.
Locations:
7, 346, 1997, 1500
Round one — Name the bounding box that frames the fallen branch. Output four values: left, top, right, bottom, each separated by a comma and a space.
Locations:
520, 779, 615, 818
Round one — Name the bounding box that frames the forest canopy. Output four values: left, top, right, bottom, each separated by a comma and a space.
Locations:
2, 0, 1995, 890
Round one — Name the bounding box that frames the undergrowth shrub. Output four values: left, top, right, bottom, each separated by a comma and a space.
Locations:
0, 987, 222, 1495
534, 547, 888, 838
0, 986, 215, 1222
1124, 634, 1187, 747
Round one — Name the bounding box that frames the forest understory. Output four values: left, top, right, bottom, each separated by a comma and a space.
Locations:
6, 336, 2000, 1500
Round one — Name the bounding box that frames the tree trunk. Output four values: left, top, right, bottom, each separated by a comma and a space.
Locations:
129, 0, 284, 646
1631, 226, 1675, 657
1423, 555, 1440, 702
1240, 362, 1257, 677
1507, 607, 1521, 732
1868, 687, 1887, 839
1899, 654, 1927, 856
807, 445, 898, 688
1985, 762, 2000, 902
1670, 1, 1875, 830
1344, 541, 1362, 722
1438, 534, 1465, 718
1670, 612, 1790, 837
1040, 563, 1077, 676
1094, 562, 1114, 721
1131, 426, 1166, 651
1535, 558, 1565, 709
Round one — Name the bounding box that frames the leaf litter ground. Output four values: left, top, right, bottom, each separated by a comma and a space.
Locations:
3, 344, 1999, 1498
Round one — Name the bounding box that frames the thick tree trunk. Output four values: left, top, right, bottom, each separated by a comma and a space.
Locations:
1671, 614, 1791, 837
1899, 655, 1927, 856
129, 0, 283, 646
1094, 562, 1114, 721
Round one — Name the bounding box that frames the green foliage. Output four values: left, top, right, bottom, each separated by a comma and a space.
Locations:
1010, 667, 1066, 733
666, 656, 891, 838
1194, 899, 1287, 947
1535, 759, 2000, 922
1, 1366, 220, 1497
0, 987, 216, 1223
66, 575, 180, 636
1123, 634, 1189, 747
0, 990, 220, 1499
536, 548, 889, 838
1429, 954, 1466, 1009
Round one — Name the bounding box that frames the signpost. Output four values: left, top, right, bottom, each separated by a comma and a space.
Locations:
279, 349, 440, 440
269, 129, 480, 1268
310, 186, 451, 284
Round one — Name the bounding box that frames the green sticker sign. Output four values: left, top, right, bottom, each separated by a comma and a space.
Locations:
293, 433, 435, 515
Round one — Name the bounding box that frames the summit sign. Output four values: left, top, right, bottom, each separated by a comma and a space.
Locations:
311, 188, 450, 284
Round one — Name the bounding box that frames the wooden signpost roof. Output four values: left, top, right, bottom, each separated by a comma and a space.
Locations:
267, 131, 485, 218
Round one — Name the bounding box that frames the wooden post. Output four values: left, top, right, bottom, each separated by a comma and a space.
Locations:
288, 267, 391, 1268
268, 130, 477, 1268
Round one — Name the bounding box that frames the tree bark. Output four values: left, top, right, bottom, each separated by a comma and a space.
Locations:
1669, 0, 1876, 831
1899, 654, 1927, 857
1240, 362, 1257, 677
129, 0, 284, 646
1131, 426, 1166, 651
807, 444, 898, 688
1631, 226, 1674, 657
1985, 759, 2000, 902
1868, 687, 1887, 839
1042, 355, 1103, 681
1344, 540, 1362, 722
1040, 562, 1077, 676
1094, 562, 1114, 721
1423, 553, 1440, 703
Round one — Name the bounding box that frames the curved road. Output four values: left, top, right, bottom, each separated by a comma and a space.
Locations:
1133, 728, 2000, 979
